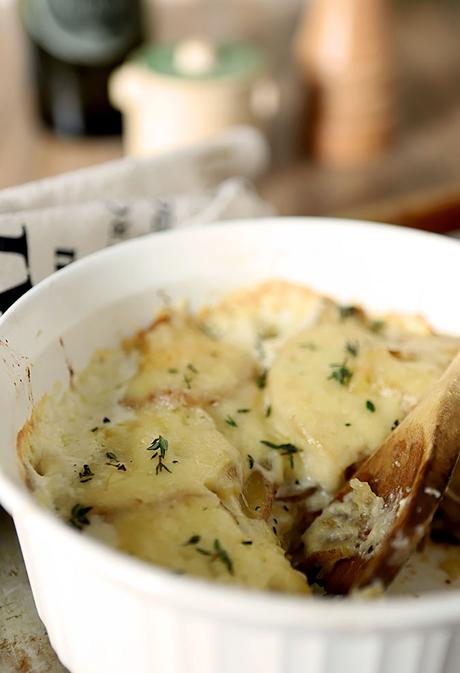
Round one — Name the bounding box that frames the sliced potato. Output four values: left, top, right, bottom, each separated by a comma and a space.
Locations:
123, 310, 255, 406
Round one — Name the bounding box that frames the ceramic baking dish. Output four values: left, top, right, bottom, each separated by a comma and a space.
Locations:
0, 219, 460, 673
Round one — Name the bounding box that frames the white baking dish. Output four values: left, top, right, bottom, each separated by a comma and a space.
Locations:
1, 218, 460, 673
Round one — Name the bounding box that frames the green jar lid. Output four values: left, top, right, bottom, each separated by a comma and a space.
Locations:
135, 40, 265, 82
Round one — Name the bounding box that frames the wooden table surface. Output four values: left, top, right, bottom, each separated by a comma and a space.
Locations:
0, 510, 67, 673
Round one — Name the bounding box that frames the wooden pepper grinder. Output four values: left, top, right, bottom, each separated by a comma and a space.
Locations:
294, 0, 397, 167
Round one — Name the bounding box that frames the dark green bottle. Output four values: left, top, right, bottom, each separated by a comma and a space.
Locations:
21, 0, 143, 136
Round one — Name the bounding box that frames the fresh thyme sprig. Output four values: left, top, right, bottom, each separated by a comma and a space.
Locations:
147, 435, 172, 475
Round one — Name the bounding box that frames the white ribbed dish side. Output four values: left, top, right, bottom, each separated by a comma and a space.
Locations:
13, 512, 460, 673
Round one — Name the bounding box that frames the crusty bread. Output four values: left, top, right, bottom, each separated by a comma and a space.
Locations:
302, 352, 460, 594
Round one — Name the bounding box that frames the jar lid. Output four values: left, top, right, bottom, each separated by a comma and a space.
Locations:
134, 40, 265, 82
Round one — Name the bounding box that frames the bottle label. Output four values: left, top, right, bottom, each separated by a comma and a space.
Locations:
22, 0, 140, 66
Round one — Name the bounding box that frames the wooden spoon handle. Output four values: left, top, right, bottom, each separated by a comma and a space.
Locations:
302, 351, 460, 594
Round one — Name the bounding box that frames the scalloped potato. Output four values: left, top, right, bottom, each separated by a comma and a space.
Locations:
18, 281, 460, 594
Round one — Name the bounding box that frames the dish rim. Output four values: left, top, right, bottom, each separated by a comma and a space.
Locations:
1, 216, 460, 631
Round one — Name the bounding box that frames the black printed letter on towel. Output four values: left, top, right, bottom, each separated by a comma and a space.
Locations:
0, 226, 32, 314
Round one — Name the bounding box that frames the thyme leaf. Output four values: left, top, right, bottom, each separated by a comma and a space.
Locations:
339, 305, 359, 320
370, 319, 385, 333
299, 342, 317, 351
196, 547, 212, 556
105, 451, 127, 471
78, 464, 94, 483
256, 369, 268, 389
69, 504, 92, 530
260, 440, 299, 469
213, 539, 234, 575
328, 361, 353, 386
225, 415, 238, 428
345, 341, 359, 357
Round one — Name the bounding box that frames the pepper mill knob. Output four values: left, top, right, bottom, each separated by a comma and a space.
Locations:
295, 0, 398, 167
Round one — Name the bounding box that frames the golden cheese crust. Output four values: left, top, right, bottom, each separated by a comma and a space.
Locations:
18, 280, 460, 594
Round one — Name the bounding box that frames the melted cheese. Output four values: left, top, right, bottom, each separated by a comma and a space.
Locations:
124, 311, 256, 406
268, 322, 457, 492
18, 280, 460, 594
109, 495, 307, 592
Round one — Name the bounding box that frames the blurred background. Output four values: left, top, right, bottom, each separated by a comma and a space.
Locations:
1, 0, 460, 232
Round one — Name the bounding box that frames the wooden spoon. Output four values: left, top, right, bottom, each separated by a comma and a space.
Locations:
300, 350, 460, 595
